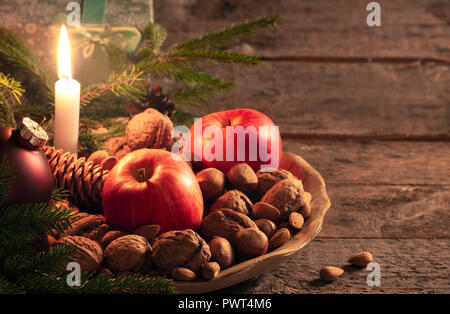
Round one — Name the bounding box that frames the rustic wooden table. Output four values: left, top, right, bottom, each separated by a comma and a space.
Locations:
2, 0, 448, 294
156, 0, 450, 293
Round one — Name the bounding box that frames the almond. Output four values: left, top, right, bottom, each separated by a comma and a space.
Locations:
320, 266, 344, 281
252, 202, 280, 221
172, 267, 197, 282
134, 224, 161, 242
288, 212, 304, 230
268, 227, 291, 250
348, 251, 373, 267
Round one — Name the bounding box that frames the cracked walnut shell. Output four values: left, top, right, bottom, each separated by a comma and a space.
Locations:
151, 229, 211, 273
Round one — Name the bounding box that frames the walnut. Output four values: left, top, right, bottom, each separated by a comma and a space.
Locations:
151, 229, 211, 274
261, 178, 304, 220
255, 168, 294, 200
126, 108, 173, 151
103, 235, 153, 274
55, 236, 102, 273
65, 214, 109, 243
200, 208, 257, 242
209, 190, 253, 216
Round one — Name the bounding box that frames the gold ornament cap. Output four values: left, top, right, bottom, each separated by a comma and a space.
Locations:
18, 117, 49, 148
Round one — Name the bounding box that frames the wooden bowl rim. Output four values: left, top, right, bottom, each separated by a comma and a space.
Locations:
175, 152, 331, 293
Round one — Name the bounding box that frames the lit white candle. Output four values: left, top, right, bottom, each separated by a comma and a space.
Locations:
54, 25, 80, 154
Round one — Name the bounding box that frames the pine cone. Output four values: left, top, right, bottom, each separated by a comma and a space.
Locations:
126, 83, 176, 116
42, 146, 109, 212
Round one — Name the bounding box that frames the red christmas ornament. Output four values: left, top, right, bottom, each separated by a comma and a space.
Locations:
0, 118, 54, 205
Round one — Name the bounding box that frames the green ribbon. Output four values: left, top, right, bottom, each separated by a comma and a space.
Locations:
68, 25, 142, 58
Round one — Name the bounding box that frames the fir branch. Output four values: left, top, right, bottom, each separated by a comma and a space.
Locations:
0, 28, 54, 106
171, 15, 282, 51
0, 157, 15, 205
16, 272, 175, 294
0, 276, 24, 294
139, 23, 168, 59
0, 73, 24, 103
0, 73, 23, 128
80, 66, 146, 108
51, 188, 70, 202
0, 202, 76, 243
165, 49, 260, 65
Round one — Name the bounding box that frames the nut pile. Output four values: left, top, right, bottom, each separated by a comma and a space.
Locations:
50, 162, 311, 282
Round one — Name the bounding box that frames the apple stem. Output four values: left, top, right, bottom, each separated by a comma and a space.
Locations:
228, 118, 231, 126
138, 168, 146, 182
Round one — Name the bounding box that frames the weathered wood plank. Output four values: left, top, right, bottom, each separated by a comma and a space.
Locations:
158, 0, 450, 57
283, 140, 450, 239
181, 61, 450, 136
319, 186, 449, 239
283, 140, 450, 186
218, 238, 450, 293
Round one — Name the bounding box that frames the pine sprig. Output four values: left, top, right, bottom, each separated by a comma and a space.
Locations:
0, 202, 76, 243
15, 272, 175, 294
139, 23, 168, 59
171, 15, 282, 51
0, 28, 55, 106
80, 66, 146, 108
0, 73, 23, 127
165, 49, 260, 65
0, 157, 15, 205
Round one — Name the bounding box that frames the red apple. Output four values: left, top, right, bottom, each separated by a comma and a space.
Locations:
102, 149, 203, 233
187, 108, 282, 173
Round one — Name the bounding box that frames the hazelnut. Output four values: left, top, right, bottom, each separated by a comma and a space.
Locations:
87, 150, 110, 167
254, 218, 277, 239
255, 168, 294, 200
226, 163, 258, 195
201, 262, 220, 280
200, 208, 257, 242
261, 178, 305, 220
210, 190, 253, 216
196, 168, 225, 202
103, 235, 152, 273
55, 236, 102, 273
208, 236, 235, 269
234, 228, 268, 260
152, 229, 211, 273
288, 212, 304, 230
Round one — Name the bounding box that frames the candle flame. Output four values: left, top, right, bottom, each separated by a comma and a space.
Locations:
58, 25, 72, 80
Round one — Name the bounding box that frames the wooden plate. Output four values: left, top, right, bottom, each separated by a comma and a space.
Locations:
175, 152, 331, 294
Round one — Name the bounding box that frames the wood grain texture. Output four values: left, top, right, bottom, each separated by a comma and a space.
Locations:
217, 238, 450, 294
180, 62, 450, 136
157, 0, 450, 57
